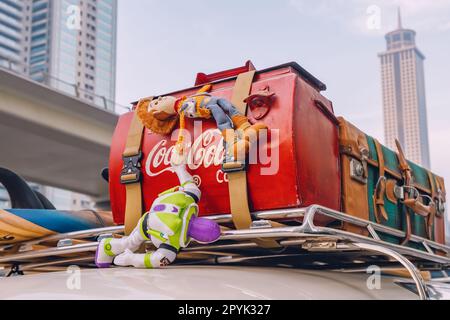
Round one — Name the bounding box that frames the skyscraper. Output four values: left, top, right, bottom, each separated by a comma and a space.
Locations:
0, 0, 27, 73
378, 10, 431, 168
0, 0, 117, 110
27, 0, 117, 110
0, 0, 117, 210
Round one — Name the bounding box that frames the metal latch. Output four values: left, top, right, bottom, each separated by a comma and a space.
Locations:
394, 185, 405, 200
57, 239, 73, 247
350, 158, 367, 184
302, 241, 337, 251
250, 220, 273, 229
436, 189, 446, 217
97, 233, 113, 241
394, 185, 422, 202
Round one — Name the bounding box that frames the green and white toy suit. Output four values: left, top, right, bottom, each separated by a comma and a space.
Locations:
95, 163, 221, 269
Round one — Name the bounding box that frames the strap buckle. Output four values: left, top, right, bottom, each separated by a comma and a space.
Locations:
222, 159, 247, 173
395, 185, 420, 202
436, 189, 446, 217
120, 151, 142, 184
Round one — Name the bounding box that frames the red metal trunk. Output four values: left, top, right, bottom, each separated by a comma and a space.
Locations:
109, 62, 341, 225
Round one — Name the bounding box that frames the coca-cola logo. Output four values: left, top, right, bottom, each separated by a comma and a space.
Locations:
145, 129, 223, 177
144, 124, 280, 178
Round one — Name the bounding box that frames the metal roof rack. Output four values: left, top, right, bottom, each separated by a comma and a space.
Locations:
1, 205, 449, 300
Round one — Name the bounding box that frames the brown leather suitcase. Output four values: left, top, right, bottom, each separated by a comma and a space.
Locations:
338, 117, 446, 247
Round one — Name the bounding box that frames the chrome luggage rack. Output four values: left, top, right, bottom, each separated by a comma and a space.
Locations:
1, 205, 449, 300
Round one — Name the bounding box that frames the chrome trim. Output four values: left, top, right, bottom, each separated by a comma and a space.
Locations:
0, 226, 124, 252
352, 242, 429, 300
0, 205, 449, 283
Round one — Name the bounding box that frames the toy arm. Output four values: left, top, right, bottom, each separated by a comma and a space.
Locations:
172, 163, 201, 202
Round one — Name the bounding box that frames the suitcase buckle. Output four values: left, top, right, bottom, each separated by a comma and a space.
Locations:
350, 158, 367, 184
221, 159, 247, 173
436, 189, 446, 217
120, 152, 142, 184
394, 185, 405, 200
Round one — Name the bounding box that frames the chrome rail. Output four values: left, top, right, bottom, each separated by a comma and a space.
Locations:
352, 242, 429, 300
0, 243, 97, 263
1, 206, 449, 265
1, 205, 449, 300
0, 226, 124, 252
301, 205, 450, 254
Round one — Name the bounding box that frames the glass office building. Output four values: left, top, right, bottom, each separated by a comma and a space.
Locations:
28, 0, 117, 111
0, 0, 117, 110
0, 0, 27, 73
0, 0, 117, 210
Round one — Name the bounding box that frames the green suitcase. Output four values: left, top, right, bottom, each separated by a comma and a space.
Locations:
338, 118, 446, 249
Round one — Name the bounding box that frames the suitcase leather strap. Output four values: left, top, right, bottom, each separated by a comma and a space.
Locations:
395, 140, 439, 241
227, 70, 281, 248
426, 172, 439, 238
121, 97, 153, 235
433, 175, 446, 217
395, 139, 414, 245
372, 139, 389, 223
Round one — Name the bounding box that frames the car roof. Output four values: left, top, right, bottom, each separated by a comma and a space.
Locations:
0, 265, 417, 300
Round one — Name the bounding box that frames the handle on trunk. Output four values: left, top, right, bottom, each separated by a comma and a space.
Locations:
403, 198, 436, 217
195, 61, 256, 86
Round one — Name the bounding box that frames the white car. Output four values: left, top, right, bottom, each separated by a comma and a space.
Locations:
1, 206, 449, 300
0, 265, 439, 300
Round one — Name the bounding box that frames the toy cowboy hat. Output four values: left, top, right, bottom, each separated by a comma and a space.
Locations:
136, 96, 180, 135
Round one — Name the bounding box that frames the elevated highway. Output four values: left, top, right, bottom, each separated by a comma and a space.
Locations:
0, 68, 119, 199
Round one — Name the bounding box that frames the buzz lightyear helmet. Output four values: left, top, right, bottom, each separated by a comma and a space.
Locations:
180, 202, 199, 248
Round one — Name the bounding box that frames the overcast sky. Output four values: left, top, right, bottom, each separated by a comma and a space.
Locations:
115, 0, 450, 197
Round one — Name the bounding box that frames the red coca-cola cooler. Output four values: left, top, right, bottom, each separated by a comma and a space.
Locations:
109, 61, 341, 227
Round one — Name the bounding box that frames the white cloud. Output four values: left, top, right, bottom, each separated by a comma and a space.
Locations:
288, 0, 450, 35
439, 21, 450, 31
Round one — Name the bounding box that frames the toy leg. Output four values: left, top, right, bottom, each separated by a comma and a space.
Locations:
114, 247, 177, 269
217, 98, 268, 156
207, 104, 233, 131
216, 98, 241, 117
216, 97, 267, 135
95, 215, 147, 268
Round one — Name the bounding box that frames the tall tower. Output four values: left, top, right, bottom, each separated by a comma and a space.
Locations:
378, 9, 431, 168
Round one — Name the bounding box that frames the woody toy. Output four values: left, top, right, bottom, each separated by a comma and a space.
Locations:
135, 85, 268, 162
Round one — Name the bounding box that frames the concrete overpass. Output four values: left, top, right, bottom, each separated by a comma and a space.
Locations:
0, 68, 119, 200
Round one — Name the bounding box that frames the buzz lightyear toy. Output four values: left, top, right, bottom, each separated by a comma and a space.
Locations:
95, 158, 221, 269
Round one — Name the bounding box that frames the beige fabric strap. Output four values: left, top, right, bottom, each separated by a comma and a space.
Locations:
124, 183, 143, 235
227, 71, 280, 248
227, 170, 253, 229
123, 98, 151, 235
231, 70, 256, 114
227, 71, 256, 230
123, 98, 151, 157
